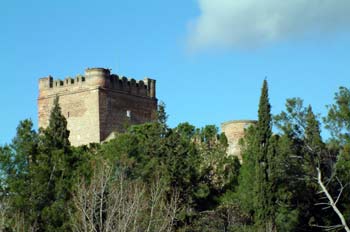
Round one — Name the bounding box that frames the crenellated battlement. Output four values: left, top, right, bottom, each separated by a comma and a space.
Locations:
39, 67, 156, 98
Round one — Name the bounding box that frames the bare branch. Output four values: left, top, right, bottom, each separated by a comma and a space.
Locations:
317, 167, 350, 232
71, 161, 178, 232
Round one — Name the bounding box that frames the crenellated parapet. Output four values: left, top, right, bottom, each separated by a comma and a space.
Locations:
38, 67, 156, 98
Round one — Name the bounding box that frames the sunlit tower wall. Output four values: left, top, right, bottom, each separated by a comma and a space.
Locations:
221, 120, 257, 162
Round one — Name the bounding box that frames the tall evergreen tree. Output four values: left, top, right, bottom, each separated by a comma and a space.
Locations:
42, 96, 70, 151
31, 96, 75, 231
254, 80, 273, 230
266, 135, 278, 226
236, 125, 258, 217
257, 80, 272, 150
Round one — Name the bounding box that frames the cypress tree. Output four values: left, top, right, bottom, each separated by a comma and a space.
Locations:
254, 80, 273, 229
236, 125, 258, 216
257, 80, 272, 150
235, 80, 274, 229
42, 96, 70, 151
31, 96, 74, 231
266, 135, 278, 223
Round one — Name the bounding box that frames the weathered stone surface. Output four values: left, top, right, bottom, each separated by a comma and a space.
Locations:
38, 67, 157, 146
221, 120, 257, 162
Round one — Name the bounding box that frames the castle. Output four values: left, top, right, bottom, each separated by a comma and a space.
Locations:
38, 67, 254, 161
38, 68, 158, 146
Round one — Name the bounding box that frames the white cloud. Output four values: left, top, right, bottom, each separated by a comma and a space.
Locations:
188, 0, 350, 51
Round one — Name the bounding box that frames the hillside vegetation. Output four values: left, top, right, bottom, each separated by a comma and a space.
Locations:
1, 81, 350, 232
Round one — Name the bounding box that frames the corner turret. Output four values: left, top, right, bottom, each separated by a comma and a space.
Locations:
85, 67, 111, 88
145, 78, 156, 98
39, 76, 53, 90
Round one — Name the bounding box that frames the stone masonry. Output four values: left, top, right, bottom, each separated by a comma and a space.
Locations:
221, 120, 257, 162
38, 67, 158, 146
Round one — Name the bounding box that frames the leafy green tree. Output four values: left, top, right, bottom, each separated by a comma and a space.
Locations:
324, 86, 350, 227
175, 122, 196, 140
305, 106, 324, 153
99, 110, 239, 231
273, 98, 346, 230
274, 98, 307, 138
99, 103, 200, 229
273, 134, 300, 232
273, 99, 323, 230
157, 101, 168, 128
304, 105, 327, 182
10, 119, 38, 216
0, 119, 38, 230
324, 86, 350, 146
193, 125, 239, 210
0, 146, 11, 195
301, 112, 326, 230
334, 148, 350, 223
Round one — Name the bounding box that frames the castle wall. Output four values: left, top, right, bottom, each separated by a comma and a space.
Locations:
38, 86, 101, 146
221, 120, 257, 162
99, 89, 157, 141
38, 68, 157, 146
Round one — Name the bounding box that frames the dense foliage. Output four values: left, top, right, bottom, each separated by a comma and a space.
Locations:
1, 83, 350, 232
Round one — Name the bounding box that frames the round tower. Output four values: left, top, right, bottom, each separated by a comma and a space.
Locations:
221, 120, 257, 162
85, 67, 111, 87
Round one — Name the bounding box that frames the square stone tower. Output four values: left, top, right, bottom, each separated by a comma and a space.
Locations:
38, 67, 158, 146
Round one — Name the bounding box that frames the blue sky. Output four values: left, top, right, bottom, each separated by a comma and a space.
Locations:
1, 0, 350, 144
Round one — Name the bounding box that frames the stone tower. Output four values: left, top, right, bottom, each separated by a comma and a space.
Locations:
38, 67, 158, 146
221, 120, 257, 162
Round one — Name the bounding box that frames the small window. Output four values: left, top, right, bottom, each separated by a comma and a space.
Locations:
67, 112, 70, 118
126, 110, 131, 118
